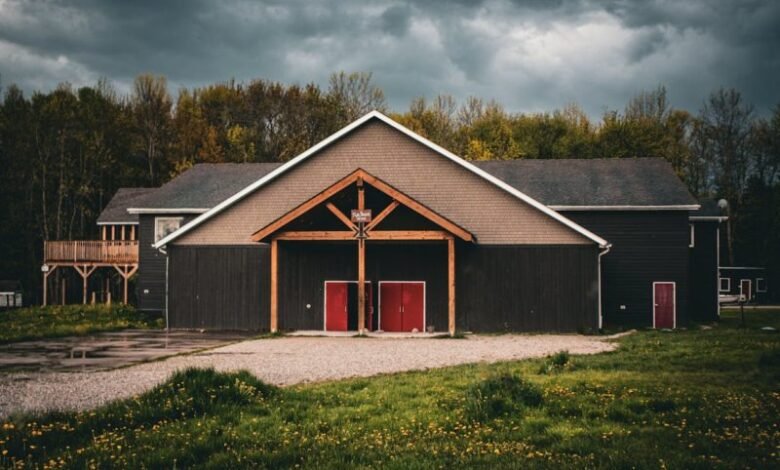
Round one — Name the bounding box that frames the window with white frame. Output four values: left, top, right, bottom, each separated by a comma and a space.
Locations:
155, 217, 183, 243
756, 278, 767, 293
719, 277, 731, 292
689, 224, 695, 248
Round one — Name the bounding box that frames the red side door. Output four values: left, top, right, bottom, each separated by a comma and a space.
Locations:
380, 283, 403, 332
380, 282, 425, 332
401, 283, 424, 332
654, 282, 675, 329
325, 282, 348, 331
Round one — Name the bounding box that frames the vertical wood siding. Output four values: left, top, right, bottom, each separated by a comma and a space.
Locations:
689, 220, 719, 321
137, 214, 197, 311
168, 245, 269, 330
278, 242, 448, 331
458, 245, 599, 332
562, 211, 690, 327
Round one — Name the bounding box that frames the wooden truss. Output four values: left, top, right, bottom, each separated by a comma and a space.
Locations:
253, 169, 472, 337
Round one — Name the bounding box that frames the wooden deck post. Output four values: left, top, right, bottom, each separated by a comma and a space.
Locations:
61, 278, 66, 305
270, 238, 278, 333
74, 265, 97, 304
42, 271, 48, 306
448, 237, 456, 336
357, 179, 366, 334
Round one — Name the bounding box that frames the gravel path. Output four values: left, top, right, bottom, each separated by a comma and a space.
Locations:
0, 334, 617, 417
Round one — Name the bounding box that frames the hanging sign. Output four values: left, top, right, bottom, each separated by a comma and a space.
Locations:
351, 209, 372, 224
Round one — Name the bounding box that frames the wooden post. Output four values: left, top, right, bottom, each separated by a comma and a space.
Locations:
111, 225, 115, 241
102, 226, 107, 241
121, 226, 126, 241
91, 291, 96, 305
81, 266, 88, 304
270, 238, 278, 333
61, 278, 66, 305
448, 237, 456, 336
130, 225, 135, 241
107, 290, 112, 306
358, 239, 366, 334
43, 271, 48, 306
122, 266, 129, 304
75, 265, 97, 304
357, 180, 366, 334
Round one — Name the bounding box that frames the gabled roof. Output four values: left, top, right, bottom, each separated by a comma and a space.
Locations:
97, 188, 156, 224
128, 163, 281, 214
474, 158, 699, 210
154, 111, 608, 248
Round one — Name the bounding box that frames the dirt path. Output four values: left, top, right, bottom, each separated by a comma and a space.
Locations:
0, 334, 617, 417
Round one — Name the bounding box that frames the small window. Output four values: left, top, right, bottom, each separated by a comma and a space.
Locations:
689, 224, 695, 248
756, 278, 767, 293
155, 217, 183, 243
719, 277, 731, 293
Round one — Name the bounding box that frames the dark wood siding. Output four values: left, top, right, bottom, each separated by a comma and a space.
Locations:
719, 267, 770, 304
137, 214, 196, 311
168, 245, 269, 330
689, 220, 719, 321
278, 242, 448, 331
165, 241, 598, 332
458, 245, 599, 332
562, 211, 689, 328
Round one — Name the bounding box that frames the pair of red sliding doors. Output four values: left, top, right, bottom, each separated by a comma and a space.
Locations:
324, 281, 424, 332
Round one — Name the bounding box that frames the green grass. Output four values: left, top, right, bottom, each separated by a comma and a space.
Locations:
2, 311, 779, 468
0, 304, 163, 344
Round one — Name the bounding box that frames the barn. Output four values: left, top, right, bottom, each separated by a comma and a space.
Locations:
110, 111, 709, 334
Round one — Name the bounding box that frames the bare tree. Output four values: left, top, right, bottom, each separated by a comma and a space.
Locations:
328, 72, 387, 122
132, 74, 172, 184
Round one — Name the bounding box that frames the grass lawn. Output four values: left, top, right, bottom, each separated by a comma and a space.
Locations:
0, 304, 163, 344
1, 311, 779, 468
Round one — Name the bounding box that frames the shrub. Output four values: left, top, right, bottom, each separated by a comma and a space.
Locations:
538, 350, 575, 374
464, 373, 543, 422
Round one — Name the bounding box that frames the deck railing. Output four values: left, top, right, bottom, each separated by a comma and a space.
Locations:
44, 240, 139, 264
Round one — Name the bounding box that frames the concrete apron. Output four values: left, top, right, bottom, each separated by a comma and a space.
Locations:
0, 330, 248, 373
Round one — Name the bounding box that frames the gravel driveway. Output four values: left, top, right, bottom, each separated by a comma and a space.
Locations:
0, 334, 617, 417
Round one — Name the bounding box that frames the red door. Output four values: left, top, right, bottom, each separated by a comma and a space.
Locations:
380, 283, 404, 332
325, 282, 348, 331
380, 282, 424, 332
402, 283, 424, 332
654, 282, 675, 329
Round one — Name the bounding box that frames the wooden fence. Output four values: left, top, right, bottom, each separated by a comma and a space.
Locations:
44, 240, 139, 264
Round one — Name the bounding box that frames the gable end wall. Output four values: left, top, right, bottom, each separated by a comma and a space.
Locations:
175, 121, 591, 246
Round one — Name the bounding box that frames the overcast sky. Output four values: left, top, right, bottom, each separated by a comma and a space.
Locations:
1, 0, 778, 118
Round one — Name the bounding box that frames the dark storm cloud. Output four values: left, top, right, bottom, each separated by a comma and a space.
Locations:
0, 0, 778, 117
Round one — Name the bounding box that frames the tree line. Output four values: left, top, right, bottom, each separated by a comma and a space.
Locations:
0, 72, 778, 303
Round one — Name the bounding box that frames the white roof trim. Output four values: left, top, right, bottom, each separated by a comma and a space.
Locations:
97, 221, 138, 226
689, 216, 728, 221
551, 205, 700, 211
128, 208, 209, 214
721, 266, 765, 270
155, 111, 608, 248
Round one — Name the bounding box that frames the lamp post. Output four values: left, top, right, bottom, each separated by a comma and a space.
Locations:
717, 199, 732, 266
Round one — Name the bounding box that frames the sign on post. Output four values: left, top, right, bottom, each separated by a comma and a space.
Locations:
351, 209, 372, 224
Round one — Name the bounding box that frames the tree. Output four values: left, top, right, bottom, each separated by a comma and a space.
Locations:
131, 74, 172, 184
693, 88, 756, 264
328, 72, 387, 121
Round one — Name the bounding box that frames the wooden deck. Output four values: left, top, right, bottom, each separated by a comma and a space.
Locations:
42, 240, 139, 305
44, 240, 138, 265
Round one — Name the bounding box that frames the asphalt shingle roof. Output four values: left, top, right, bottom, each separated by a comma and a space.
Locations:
130, 163, 282, 210
97, 188, 156, 224
474, 158, 698, 207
